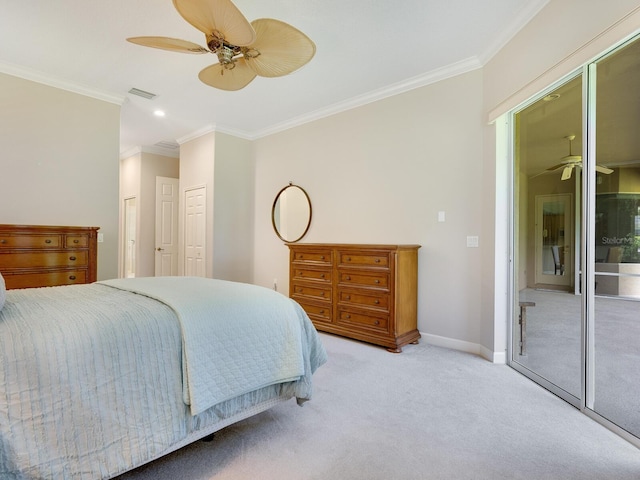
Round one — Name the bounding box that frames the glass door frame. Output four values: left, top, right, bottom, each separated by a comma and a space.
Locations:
506, 68, 584, 410
506, 37, 640, 448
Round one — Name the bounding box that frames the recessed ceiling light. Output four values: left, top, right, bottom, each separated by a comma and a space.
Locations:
543, 93, 561, 102
154, 110, 166, 117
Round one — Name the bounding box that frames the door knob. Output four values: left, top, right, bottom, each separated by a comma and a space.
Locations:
156, 247, 164, 251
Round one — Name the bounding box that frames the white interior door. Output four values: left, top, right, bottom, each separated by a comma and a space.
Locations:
184, 186, 206, 277
155, 176, 179, 276
123, 197, 137, 278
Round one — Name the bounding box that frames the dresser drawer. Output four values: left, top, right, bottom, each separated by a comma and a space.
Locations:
0, 251, 89, 269
339, 289, 390, 311
337, 307, 389, 332
339, 270, 389, 289
296, 300, 332, 323
338, 250, 390, 269
65, 234, 89, 248
291, 282, 332, 302
0, 235, 62, 249
291, 248, 332, 265
3, 270, 87, 289
291, 266, 331, 283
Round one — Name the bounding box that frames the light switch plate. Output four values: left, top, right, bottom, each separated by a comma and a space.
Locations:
438, 211, 445, 222
467, 235, 479, 247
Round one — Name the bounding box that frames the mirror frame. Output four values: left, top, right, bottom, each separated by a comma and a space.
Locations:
271, 183, 312, 243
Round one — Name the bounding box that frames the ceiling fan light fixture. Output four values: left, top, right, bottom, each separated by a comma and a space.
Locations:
128, 0, 315, 90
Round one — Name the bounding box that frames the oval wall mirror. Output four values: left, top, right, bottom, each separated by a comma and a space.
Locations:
272, 183, 312, 243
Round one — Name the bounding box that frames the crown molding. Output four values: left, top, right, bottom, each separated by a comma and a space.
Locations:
478, 0, 550, 65
251, 56, 482, 139
176, 124, 217, 145
0, 61, 126, 105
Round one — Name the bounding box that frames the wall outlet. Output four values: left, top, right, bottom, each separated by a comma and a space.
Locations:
273, 278, 278, 291
97, 233, 104, 243
438, 211, 446, 222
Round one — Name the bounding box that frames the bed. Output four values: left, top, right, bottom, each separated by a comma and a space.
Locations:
0, 274, 327, 479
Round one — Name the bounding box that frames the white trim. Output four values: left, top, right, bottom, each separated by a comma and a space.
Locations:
251, 57, 483, 139
0, 61, 125, 105
176, 124, 216, 145
420, 332, 505, 364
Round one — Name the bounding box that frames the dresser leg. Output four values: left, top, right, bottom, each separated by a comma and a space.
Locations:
387, 346, 403, 353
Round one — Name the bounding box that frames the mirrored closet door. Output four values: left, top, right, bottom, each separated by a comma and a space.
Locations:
510, 34, 640, 442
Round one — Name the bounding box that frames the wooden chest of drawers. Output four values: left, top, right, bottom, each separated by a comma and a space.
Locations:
288, 243, 420, 352
0, 224, 99, 289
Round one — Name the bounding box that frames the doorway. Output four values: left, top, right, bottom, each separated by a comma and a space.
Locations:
534, 193, 572, 289
123, 196, 137, 278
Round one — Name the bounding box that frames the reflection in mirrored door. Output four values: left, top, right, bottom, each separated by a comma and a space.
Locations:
512, 74, 583, 404
510, 33, 640, 446
591, 37, 640, 439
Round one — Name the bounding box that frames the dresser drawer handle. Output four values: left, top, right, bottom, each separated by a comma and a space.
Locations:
69, 275, 76, 280
375, 300, 380, 304
319, 309, 325, 314
345, 276, 351, 281
299, 254, 304, 259
0, 239, 5, 244
320, 255, 325, 260
320, 292, 325, 296
346, 257, 351, 261
375, 258, 380, 263
69, 256, 77, 261
345, 314, 351, 319
320, 273, 325, 278
73, 239, 79, 244
375, 279, 380, 284
374, 320, 380, 325
345, 295, 351, 300
45, 239, 52, 244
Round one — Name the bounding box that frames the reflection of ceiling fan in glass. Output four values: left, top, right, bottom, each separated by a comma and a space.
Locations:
126, 0, 316, 91
546, 135, 614, 180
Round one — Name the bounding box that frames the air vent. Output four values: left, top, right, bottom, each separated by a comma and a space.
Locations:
128, 88, 157, 100
155, 141, 179, 149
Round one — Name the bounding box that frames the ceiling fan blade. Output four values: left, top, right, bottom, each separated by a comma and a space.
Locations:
243, 18, 316, 77
199, 59, 257, 91
173, 0, 256, 46
546, 163, 567, 172
127, 36, 208, 54
596, 165, 614, 174
561, 165, 574, 181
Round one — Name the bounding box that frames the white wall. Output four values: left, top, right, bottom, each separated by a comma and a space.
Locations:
0, 73, 120, 280
179, 130, 254, 282
213, 133, 254, 282
253, 69, 485, 347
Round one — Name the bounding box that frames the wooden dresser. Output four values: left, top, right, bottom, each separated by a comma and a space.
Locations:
0, 224, 99, 289
288, 243, 420, 352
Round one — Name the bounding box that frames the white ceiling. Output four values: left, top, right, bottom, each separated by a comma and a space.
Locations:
0, 0, 548, 156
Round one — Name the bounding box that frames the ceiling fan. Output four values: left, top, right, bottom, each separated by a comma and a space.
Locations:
127, 0, 316, 91
546, 135, 614, 180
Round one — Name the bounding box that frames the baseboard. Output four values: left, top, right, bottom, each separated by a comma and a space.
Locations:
420, 332, 506, 364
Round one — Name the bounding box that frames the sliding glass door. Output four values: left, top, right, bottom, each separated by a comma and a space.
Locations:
590, 38, 640, 438
510, 34, 640, 442
511, 74, 584, 405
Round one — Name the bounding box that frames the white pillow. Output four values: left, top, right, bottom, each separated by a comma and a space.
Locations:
0, 272, 5, 312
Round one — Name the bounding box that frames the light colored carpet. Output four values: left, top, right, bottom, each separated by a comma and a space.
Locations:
116, 333, 640, 480
517, 289, 640, 434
